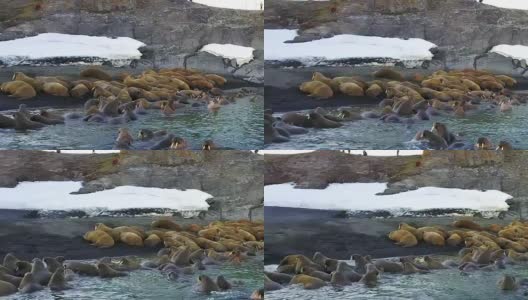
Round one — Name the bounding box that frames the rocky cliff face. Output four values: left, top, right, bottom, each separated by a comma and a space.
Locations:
265, 0, 528, 77
0, 0, 264, 83
0, 150, 264, 220
265, 150, 528, 198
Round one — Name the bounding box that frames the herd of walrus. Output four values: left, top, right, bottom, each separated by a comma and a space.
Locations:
265, 219, 528, 295
265, 68, 526, 149
0, 219, 264, 298
0, 67, 252, 149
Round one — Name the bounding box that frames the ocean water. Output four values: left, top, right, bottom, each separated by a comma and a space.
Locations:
7, 256, 263, 300
265, 258, 528, 300
265, 102, 528, 150
0, 96, 263, 150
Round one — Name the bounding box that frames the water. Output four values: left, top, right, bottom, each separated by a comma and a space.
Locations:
0, 97, 263, 150
265, 103, 528, 150
265, 258, 528, 300
7, 256, 263, 300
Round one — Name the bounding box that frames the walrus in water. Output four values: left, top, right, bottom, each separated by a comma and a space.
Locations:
13, 112, 45, 130
150, 133, 175, 150
115, 128, 134, 149
170, 137, 189, 150
43, 257, 62, 273
64, 262, 99, 276
216, 275, 232, 290
97, 263, 127, 278
359, 264, 379, 287
30, 114, 64, 125
308, 112, 342, 128
496, 141, 513, 150
198, 275, 219, 294
31, 258, 51, 285
264, 272, 292, 285
265, 275, 282, 291
431, 122, 456, 145
290, 274, 326, 290
251, 288, 264, 300
475, 137, 493, 150
48, 267, 71, 291
0, 281, 17, 296
498, 274, 517, 290
18, 273, 43, 293
416, 130, 448, 150
172, 246, 191, 267
265, 120, 289, 144
138, 129, 167, 141
0, 114, 15, 129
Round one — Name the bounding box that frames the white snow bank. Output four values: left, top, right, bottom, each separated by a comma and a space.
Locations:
265, 183, 511, 216
490, 44, 528, 61
477, 0, 528, 10
259, 150, 423, 156
264, 29, 437, 67
192, 0, 264, 10
0, 33, 145, 67
200, 43, 255, 66
0, 181, 211, 217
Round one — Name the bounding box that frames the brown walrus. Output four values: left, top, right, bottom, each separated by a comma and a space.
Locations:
48, 267, 71, 291
198, 274, 219, 294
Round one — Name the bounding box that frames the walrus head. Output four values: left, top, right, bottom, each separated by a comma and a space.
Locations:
170, 137, 186, 150
202, 140, 214, 151
476, 137, 491, 150
497, 141, 512, 151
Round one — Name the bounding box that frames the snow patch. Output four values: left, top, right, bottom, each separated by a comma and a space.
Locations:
0, 33, 145, 67
193, 0, 264, 10
490, 44, 528, 62
199, 43, 255, 66
477, 0, 528, 10
265, 183, 511, 217
264, 29, 437, 68
0, 181, 211, 218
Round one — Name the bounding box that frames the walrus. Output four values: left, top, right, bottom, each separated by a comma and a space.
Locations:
18, 273, 43, 293
416, 130, 448, 150
496, 141, 513, 151
423, 256, 446, 269
453, 219, 482, 231
216, 275, 232, 290
0, 280, 17, 296
372, 259, 403, 273
475, 137, 493, 150
0, 270, 22, 287
70, 84, 90, 98
299, 81, 333, 99
30, 258, 51, 285
339, 82, 364, 96
152, 219, 181, 231
1, 81, 37, 99
30, 114, 64, 125
15, 261, 32, 277
274, 120, 308, 135
12, 72, 42, 91
290, 274, 326, 290
498, 274, 517, 290
64, 262, 99, 276
120, 232, 144, 247
402, 261, 427, 275
0, 114, 15, 129
48, 267, 71, 291
359, 264, 379, 287
198, 275, 219, 294
265, 272, 292, 285
431, 122, 456, 145
265, 275, 282, 291
43, 257, 63, 273
115, 128, 134, 149
150, 133, 175, 150
423, 231, 445, 247
447, 233, 463, 246
308, 112, 342, 128
170, 136, 189, 149
97, 263, 127, 278
39, 110, 63, 122
3, 253, 19, 275
102, 99, 121, 117
251, 288, 264, 300
374, 68, 404, 81
42, 82, 69, 97
81, 67, 112, 81
389, 229, 418, 247
172, 246, 191, 267
13, 112, 46, 130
